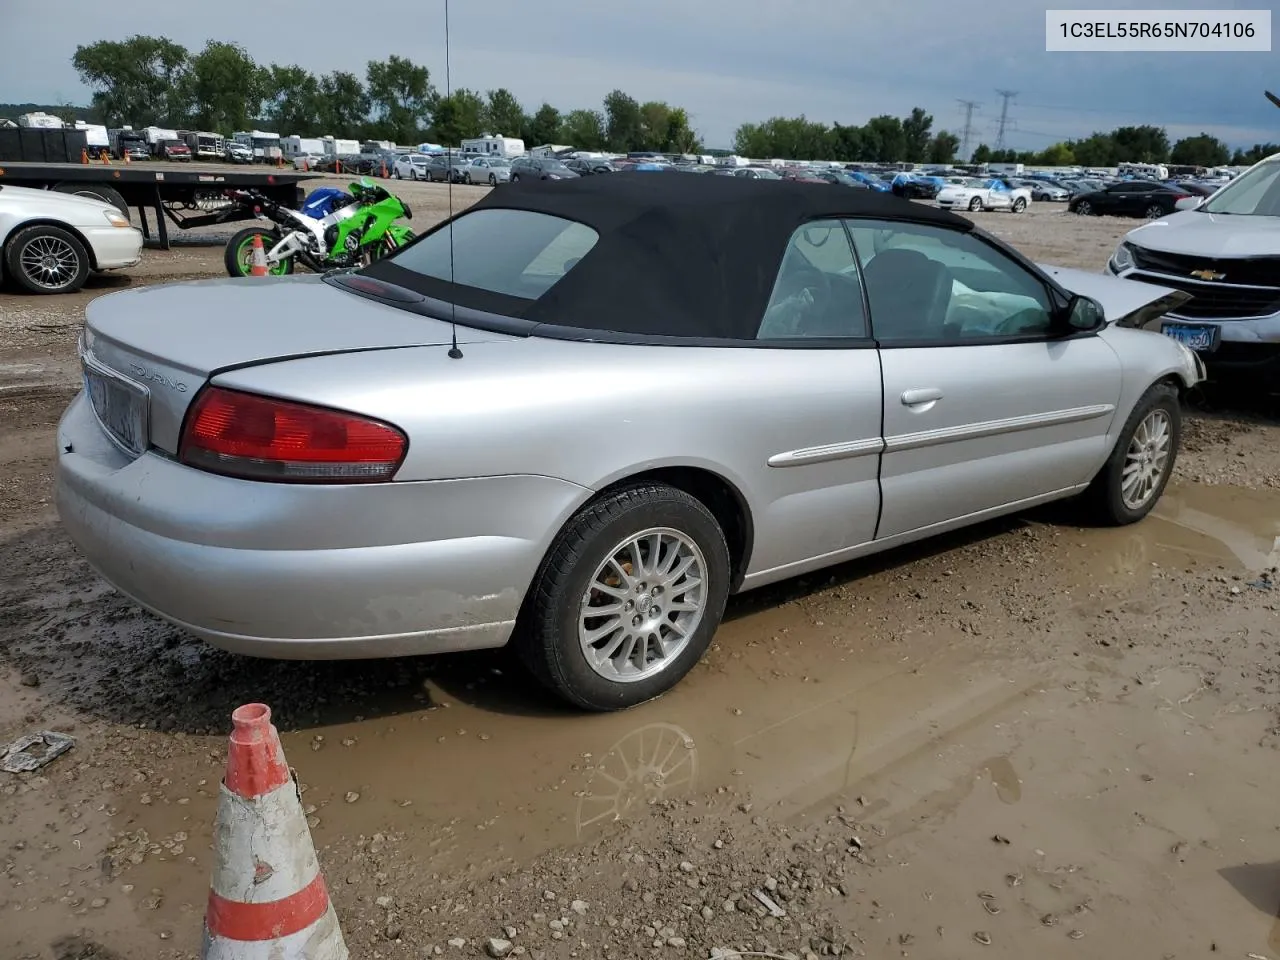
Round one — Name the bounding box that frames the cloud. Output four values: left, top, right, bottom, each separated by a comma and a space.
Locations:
3, 0, 1277, 149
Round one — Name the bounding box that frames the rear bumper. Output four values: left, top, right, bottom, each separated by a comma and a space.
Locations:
55, 392, 588, 659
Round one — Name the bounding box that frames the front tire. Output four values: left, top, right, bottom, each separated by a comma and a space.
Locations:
1075, 200, 1093, 215
518, 484, 731, 712
1011, 197, 1027, 213
968, 196, 983, 212
1081, 382, 1180, 525
489, 174, 497, 186
5, 224, 91, 294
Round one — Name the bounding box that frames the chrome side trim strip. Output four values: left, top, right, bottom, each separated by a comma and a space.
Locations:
886, 403, 1115, 452
767, 437, 885, 468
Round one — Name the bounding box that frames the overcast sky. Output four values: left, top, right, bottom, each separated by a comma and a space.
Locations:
3, 0, 1277, 150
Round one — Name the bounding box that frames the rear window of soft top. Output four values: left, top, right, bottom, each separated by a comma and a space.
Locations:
384, 208, 600, 300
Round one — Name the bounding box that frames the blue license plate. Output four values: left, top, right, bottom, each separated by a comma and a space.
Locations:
1160, 322, 1219, 352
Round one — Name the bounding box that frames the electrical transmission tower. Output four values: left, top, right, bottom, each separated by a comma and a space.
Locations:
957, 99, 980, 159
993, 90, 1017, 152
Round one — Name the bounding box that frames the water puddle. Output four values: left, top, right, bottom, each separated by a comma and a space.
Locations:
280, 625, 1032, 871
120, 612, 1038, 928
1054, 482, 1280, 581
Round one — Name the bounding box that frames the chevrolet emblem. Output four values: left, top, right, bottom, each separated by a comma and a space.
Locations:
1190, 268, 1225, 281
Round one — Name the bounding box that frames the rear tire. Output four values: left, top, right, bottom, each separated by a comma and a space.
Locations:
4, 224, 91, 294
517, 484, 731, 712
1080, 382, 1180, 525
224, 227, 295, 278
1144, 203, 1166, 219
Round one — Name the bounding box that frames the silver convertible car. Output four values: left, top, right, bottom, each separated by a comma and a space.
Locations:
57, 174, 1204, 710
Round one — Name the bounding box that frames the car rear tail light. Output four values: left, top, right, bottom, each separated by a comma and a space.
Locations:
179, 387, 407, 483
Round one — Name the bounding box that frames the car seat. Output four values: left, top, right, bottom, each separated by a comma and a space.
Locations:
799, 273, 867, 337
861, 248, 953, 341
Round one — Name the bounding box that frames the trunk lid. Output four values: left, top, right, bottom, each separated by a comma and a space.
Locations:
82, 273, 512, 455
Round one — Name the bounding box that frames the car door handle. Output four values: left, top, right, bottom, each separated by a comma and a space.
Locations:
901, 388, 943, 406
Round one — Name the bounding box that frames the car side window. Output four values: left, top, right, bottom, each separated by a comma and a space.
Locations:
756, 220, 868, 340
843, 219, 1055, 344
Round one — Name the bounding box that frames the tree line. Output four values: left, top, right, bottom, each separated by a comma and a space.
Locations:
735, 114, 1278, 169
54, 35, 1280, 167
67, 35, 700, 153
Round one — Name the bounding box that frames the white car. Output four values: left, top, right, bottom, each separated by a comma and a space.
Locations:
462, 156, 512, 185
936, 178, 1032, 213
392, 154, 431, 181
0, 185, 143, 295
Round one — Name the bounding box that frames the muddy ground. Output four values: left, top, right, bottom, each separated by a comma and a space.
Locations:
4, 177, 1280, 960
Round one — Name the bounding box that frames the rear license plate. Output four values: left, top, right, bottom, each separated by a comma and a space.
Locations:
1160, 321, 1219, 352
84, 366, 149, 457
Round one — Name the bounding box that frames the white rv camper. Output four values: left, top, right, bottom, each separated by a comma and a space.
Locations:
17, 112, 64, 129
461, 135, 525, 159
73, 121, 110, 148
233, 130, 283, 161
281, 135, 325, 159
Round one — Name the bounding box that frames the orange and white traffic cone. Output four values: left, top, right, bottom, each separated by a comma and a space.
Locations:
202, 704, 348, 960
248, 234, 269, 277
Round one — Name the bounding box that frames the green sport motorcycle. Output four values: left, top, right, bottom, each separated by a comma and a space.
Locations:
224, 178, 415, 277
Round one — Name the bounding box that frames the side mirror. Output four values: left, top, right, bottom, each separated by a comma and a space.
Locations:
1174, 195, 1203, 211
1065, 294, 1106, 332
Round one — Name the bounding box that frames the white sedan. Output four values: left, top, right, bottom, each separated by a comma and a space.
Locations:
936, 178, 1032, 213
461, 156, 512, 185
1, 185, 143, 294
391, 154, 432, 181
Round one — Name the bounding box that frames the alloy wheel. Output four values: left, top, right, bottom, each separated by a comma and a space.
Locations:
578, 527, 708, 683
1121, 409, 1172, 510
18, 235, 80, 291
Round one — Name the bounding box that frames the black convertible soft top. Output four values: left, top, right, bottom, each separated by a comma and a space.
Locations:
363, 171, 975, 341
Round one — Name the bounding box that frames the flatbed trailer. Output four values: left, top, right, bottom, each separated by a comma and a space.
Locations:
0, 161, 317, 250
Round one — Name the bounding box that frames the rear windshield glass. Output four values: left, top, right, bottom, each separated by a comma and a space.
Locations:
385, 208, 600, 300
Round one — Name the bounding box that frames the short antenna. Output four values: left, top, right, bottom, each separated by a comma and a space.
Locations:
444, 0, 462, 359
